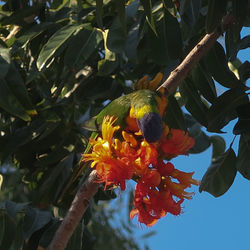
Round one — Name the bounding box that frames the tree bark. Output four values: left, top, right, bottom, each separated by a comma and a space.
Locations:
157, 14, 234, 95
49, 170, 99, 250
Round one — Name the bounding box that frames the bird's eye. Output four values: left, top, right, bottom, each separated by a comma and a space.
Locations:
137, 112, 163, 143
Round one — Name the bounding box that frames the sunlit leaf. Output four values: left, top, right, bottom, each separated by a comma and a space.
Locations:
140, 0, 157, 34
0, 48, 10, 78
64, 27, 103, 69
37, 24, 79, 70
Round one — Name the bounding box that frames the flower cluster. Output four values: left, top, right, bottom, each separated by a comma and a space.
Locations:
83, 113, 198, 226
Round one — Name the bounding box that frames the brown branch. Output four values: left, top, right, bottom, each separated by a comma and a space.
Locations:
157, 14, 234, 95
49, 170, 99, 250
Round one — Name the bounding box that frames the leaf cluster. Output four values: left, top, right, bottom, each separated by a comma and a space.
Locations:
0, 0, 249, 248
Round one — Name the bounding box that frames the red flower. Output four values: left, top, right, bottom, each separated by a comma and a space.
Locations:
82, 115, 199, 226
160, 129, 195, 158
95, 158, 133, 190
130, 173, 183, 226
171, 169, 200, 187
155, 161, 175, 176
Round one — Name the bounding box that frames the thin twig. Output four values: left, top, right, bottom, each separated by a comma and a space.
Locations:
49, 170, 99, 250
157, 14, 234, 95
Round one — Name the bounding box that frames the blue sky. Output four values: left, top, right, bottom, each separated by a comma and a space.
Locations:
134, 27, 250, 250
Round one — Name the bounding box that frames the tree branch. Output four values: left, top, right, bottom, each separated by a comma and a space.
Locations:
157, 14, 234, 95
49, 170, 99, 250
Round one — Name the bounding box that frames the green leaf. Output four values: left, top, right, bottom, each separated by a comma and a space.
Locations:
238, 60, 250, 82
237, 135, 250, 180
210, 135, 226, 160
191, 63, 217, 103
14, 22, 54, 48
106, 16, 126, 53
180, 0, 201, 28
37, 24, 79, 70
146, 10, 170, 65
232, 0, 248, 26
238, 35, 250, 51
0, 213, 5, 246
96, 0, 103, 28
5, 201, 29, 219
0, 48, 10, 78
1, 5, 42, 26
207, 86, 248, 132
164, 9, 182, 60
164, 95, 186, 131
233, 102, 250, 135
225, 27, 240, 60
6, 64, 36, 114
50, 0, 70, 11
161, 0, 174, 9
0, 214, 15, 250
11, 217, 24, 250
64, 27, 103, 69
39, 154, 74, 203
188, 124, 211, 154
205, 0, 227, 33
203, 42, 240, 88
39, 219, 61, 248
0, 78, 31, 121
23, 207, 52, 239
98, 30, 119, 75
179, 78, 208, 127
199, 148, 237, 197
146, 8, 182, 65
115, 0, 126, 34
124, 20, 140, 63
140, 0, 157, 34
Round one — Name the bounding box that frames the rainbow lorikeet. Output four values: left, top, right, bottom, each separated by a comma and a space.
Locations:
58, 74, 167, 202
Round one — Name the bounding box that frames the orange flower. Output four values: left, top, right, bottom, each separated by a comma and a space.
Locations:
171, 169, 200, 187
83, 116, 120, 168
82, 115, 199, 226
160, 129, 195, 158
95, 158, 133, 190
133, 141, 158, 175
156, 161, 175, 176
130, 172, 183, 226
